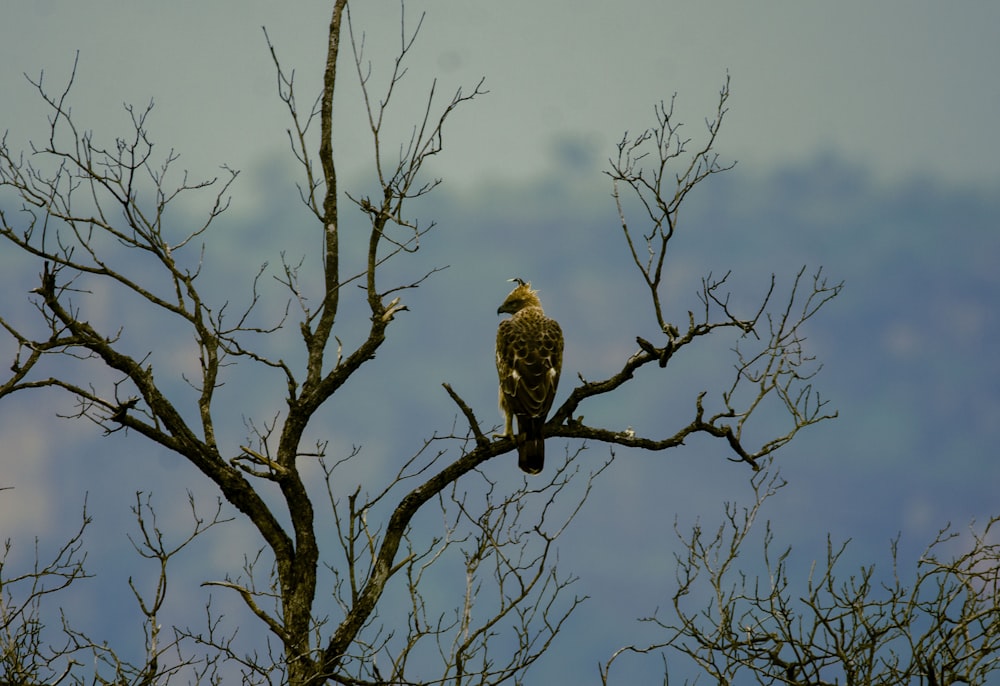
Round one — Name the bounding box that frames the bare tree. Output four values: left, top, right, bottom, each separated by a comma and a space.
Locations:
600, 467, 1000, 686
0, 500, 90, 685
0, 3, 839, 685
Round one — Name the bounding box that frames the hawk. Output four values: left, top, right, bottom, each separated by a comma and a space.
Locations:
496, 279, 564, 474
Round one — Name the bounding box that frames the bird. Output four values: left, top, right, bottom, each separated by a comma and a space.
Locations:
495, 279, 564, 474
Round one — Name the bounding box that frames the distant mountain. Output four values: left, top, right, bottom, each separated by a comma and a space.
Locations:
2, 153, 997, 684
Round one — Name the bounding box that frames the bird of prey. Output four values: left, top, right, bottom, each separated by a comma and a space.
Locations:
495, 279, 564, 474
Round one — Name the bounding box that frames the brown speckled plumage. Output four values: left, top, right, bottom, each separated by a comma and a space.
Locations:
496, 281, 563, 474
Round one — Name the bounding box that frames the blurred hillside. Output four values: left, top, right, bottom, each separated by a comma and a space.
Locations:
1, 152, 997, 683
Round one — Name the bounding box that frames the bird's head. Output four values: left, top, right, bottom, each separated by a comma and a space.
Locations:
498, 278, 542, 315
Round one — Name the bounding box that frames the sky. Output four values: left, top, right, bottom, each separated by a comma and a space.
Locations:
2, 2, 999, 194
1, 2, 999, 684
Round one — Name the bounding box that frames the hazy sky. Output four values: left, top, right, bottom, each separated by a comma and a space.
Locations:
3, 1, 998, 194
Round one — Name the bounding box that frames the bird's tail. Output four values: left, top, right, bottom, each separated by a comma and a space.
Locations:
517, 417, 544, 475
